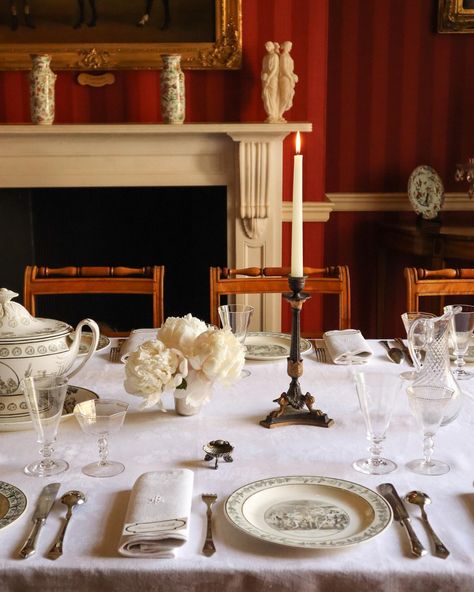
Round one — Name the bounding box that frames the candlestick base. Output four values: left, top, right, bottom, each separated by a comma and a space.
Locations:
260, 274, 334, 430
260, 396, 334, 429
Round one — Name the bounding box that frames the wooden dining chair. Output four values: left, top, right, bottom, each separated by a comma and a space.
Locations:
210, 265, 351, 330
23, 265, 165, 337
404, 267, 474, 312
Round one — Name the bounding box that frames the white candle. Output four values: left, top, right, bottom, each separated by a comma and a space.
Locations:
290, 132, 303, 277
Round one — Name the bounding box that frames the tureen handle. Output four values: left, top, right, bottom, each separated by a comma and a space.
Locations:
66, 318, 100, 379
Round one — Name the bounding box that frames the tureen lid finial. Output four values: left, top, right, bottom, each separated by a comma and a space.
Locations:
0, 288, 19, 308
0, 287, 72, 339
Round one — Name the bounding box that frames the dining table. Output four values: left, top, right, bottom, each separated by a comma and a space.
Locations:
0, 337, 473, 592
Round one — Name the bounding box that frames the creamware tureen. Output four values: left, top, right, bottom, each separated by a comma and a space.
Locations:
0, 288, 99, 421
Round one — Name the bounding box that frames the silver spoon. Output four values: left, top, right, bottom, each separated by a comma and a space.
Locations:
379, 340, 404, 364
405, 490, 450, 559
47, 490, 86, 560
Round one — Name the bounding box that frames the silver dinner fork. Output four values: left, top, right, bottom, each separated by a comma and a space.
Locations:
108, 339, 125, 362
314, 346, 327, 363
201, 493, 217, 556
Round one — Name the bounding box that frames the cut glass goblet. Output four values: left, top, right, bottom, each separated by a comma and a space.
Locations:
218, 304, 254, 378
444, 304, 474, 380
23, 374, 69, 477
406, 384, 454, 476
352, 370, 402, 475
74, 398, 128, 478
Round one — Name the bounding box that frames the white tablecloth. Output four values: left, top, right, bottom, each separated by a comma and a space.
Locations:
0, 340, 473, 592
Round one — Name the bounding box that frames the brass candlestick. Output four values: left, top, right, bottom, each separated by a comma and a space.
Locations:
260, 275, 334, 429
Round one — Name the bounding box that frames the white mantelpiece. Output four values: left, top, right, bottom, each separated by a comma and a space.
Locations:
0, 123, 312, 330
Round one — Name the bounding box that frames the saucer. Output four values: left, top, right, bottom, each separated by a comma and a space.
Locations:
0, 385, 99, 432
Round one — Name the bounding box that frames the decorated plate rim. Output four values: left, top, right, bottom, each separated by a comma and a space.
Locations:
0, 385, 99, 431
245, 332, 312, 360
69, 333, 111, 357
0, 481, 27, 530
224, 475, 393, 550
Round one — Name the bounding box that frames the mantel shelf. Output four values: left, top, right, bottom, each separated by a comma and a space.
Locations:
0, 122, 312, 137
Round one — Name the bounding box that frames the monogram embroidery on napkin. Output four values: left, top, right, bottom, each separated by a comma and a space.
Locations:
148, 495, 164, 504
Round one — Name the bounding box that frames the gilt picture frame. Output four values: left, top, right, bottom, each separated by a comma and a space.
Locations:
438, 0, 474, 32
0, 0, 242, 70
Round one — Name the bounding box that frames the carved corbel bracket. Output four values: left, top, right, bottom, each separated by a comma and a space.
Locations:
234, 140, 271, 240
242, 218, 268, 240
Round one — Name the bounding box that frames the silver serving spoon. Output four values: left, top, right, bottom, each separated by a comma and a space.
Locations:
405, 490, 450, 559
47, 490, 86, 560
379, 340, 404, 364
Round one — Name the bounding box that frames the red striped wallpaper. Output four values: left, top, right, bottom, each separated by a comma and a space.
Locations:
327, 0, 473, 193
0, 0, 472, 335
325, 0, 473, 338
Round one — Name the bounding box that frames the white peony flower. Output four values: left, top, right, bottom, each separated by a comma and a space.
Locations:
189, 327, 245, 386
156, 313, 208, 358
124, 315, 246, 412
124, 340, 188, 409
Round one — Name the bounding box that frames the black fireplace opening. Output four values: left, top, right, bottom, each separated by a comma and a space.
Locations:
25, 186, 227, 332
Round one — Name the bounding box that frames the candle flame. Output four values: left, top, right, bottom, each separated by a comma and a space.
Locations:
295, 131, 301, 154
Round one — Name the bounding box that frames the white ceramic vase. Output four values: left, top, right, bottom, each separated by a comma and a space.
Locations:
160, 54, 185, 124
29, 54, 56, 125
174, 395, 201, 416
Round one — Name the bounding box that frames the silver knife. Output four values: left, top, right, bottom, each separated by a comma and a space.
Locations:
19, 483, 60, 559
394, 338, 415, 366
379, 483, 427, 557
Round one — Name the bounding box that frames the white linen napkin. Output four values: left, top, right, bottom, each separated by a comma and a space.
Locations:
323, 329, 373, 365
118, 469, 194, 558
120, 328, 158, 363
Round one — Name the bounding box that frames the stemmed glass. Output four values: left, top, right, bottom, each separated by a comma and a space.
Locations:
22, 374, 69, 477
218, 304, 254, 378
352, 370, 403, 474
74, 399, 128, 477
444, 304, 474, 380
406, 385, 454, 475
400, 312, 437, 380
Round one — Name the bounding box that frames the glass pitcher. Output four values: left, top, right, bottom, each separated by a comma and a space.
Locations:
407, 308, 463, 425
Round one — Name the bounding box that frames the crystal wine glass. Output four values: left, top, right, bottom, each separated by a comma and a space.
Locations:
352, 369, 403, 474
406, 384, 454, 476
22, 374, 69, 477
444, 304, 474, 380
218, 304, 254, 377
400, 312, 437, 380
74, 399, 128, 478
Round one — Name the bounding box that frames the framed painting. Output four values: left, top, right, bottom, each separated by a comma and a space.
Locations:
438, 0, 474, 32
0, 0, 242, 70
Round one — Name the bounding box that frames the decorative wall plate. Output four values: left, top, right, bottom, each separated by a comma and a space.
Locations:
408, 165, 445, 220
225, 475, 392, 549
0, 481, 27, 530
0, 385, 99, 431
245, 332, 311, 360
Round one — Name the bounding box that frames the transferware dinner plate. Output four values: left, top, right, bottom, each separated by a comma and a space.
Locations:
0, 386, 99, 432
225, 475, 393, 550
408, 165, 444, 220
70, 333, 111, 357
0, 481, 27, 531
245, 332, 311, 360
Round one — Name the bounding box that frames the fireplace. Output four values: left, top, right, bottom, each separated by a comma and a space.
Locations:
0, 123, 312, 330
31, 185, 227, 329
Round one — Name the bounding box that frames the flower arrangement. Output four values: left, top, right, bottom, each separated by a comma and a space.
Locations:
124, 314, 245, 410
